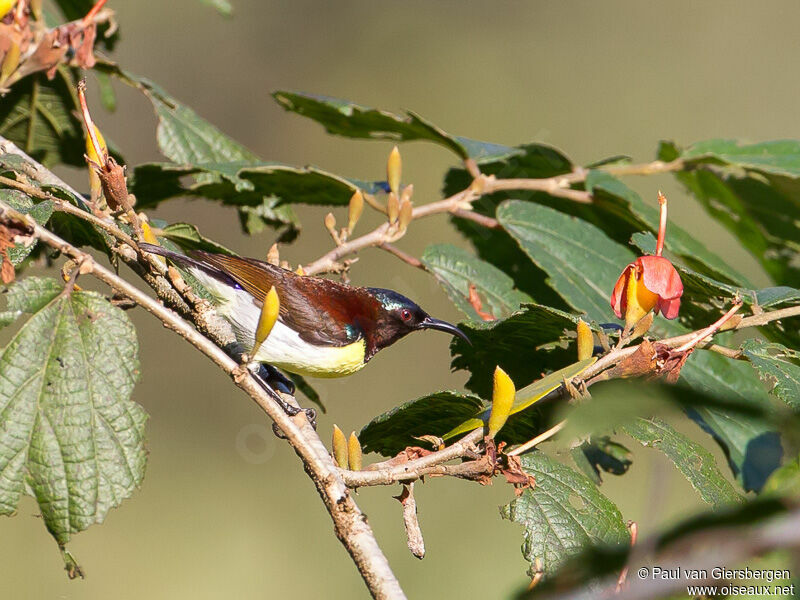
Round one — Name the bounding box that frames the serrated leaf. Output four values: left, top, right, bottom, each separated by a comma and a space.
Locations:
741, 339, 800, 410
497, 199, 634, 322
0, 278, 147, 546
659, 140, 800, 287
450, 303, 588, 397
680, 349, 782, 493
0, 73, 84, 168
681, 138, 800, 178
0, 189, 53, 265
272, 91, 521, 162
623, 417, 743, 508
585, 171, 752, 286
421, 243, 531, 320
500, 452, 629, 579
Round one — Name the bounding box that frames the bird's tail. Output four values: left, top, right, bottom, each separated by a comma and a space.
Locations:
139, 243, 238, 287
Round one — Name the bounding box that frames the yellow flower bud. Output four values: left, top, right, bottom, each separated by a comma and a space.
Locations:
487, 366, 515, 438
387, 192, 399, 224
0, 0, 17, 20
252, 286, 280, 357
576, 319, 593, 361
267, 243, 280, 266
332, 425, 348, 469
348, 432, 363, 471
397, 199, 413, 231
387, 145, 402, 196
400, 183, 414, 205
347, 190, 364, 233
324, 212, 336, 232
295, 265, 306, 276
0, 41, 20, 86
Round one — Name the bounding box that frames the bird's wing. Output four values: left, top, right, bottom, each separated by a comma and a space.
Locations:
190, 252, 377, 347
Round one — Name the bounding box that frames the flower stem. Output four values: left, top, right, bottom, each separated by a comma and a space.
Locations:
674, 299, 743, 353
655, 191, 668, 257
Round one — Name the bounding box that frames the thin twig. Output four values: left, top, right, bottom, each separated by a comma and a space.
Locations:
507, 420, 567, 457
379, 243, 425, 270
304, 159, 685, 276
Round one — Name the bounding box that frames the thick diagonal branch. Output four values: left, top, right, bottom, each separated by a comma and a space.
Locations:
0, 198, 407, 600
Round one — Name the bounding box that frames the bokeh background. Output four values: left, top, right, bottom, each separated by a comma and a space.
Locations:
2, 1, 798, 598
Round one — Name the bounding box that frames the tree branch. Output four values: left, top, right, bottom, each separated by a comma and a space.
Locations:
303, 158, 685, 276
0, 197, 407, 600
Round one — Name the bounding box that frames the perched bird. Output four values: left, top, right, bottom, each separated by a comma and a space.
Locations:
140, 244, 468, 379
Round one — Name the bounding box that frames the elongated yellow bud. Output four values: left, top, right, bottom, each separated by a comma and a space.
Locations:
267, 243, 280, 266
0, 41, 20, 86
487, 366, 515, 438
387, 145, 402, 196
387, 192, 399, 224
348, 190, 364, 233
295, 265, 305, 276
0, 0, 17, 20
397, 199, 413, 231
324, 212, 337, 232
400, 183, 414, 205
348, 432, 363, 471
251, 286, 280, 357
85, 124, 108, 203
576, 319, 593, 361
332, 425, 348, 469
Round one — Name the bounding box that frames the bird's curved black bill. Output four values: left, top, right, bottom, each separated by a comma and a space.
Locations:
419, 316, 471, 344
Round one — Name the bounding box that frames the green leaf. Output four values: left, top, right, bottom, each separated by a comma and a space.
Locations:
623, 417, 743, 508
442, 359, 595, 440
741, 339, 800, 410
359, 391, 483, 456
680, 349, 782, 493
0, 73, 84, 168
272, 91, 521, 162
585, 171, 752, 286
659, 140, 800, 286
420, 243, 531, 321
158, 222, 235, 255
0, 189, 53, 265
497, 199, 634, 322
99, 65, 299, 237
443, 143, 574, 304
0, 278, 147, 546
762, 455, 800, 497
0, 276, 62, 326
450, 303, 588, 397
500, 452, 629, 579
681, 138, 800, 178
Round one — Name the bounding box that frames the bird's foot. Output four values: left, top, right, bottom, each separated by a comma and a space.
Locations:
271, 407, 317, 438
256, 363, 296, 395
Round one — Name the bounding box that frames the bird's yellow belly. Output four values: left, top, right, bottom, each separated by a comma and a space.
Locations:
190, 268, 367, 378
259, 338, 367, 378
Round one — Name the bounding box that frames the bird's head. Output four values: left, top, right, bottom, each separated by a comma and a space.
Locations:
360, 288, 469, 358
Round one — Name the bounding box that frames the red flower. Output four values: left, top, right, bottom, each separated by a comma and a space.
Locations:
610, 192, 683, 328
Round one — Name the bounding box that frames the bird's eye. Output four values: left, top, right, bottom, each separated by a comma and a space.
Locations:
400, 308, 412, 321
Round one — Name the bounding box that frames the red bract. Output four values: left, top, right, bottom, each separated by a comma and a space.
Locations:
611, 256, 683, 320
609, 192, 684, 328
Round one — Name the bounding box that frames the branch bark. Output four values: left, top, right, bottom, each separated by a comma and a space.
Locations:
0, 161, 407, 600
303, 158, 685, 276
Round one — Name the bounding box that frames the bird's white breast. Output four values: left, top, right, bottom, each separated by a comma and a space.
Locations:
189, 267, 366, 378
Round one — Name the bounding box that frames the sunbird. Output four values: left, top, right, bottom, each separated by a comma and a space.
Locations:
140, 244, 468, 379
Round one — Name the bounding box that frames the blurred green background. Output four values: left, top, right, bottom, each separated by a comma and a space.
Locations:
2, 1, 797, 598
